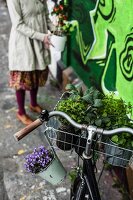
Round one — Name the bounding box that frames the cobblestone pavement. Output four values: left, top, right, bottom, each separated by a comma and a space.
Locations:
0, 1, 125, 200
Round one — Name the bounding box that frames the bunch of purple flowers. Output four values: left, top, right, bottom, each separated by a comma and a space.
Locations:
24, 146, 53, 174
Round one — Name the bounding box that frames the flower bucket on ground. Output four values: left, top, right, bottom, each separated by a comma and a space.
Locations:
24, 146, 67, 185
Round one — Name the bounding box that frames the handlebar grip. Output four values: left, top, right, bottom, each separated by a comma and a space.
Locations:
14, 119, 43, 141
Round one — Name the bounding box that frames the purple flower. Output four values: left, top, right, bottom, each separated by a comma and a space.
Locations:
24, 146, 53, 174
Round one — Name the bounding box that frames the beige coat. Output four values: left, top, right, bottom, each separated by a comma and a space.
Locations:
7, 0, 55, 71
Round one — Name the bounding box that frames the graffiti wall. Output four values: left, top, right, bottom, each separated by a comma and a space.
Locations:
62, 0, 133, 105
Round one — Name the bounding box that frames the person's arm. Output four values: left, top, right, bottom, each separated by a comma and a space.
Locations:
7, 0, 46, 41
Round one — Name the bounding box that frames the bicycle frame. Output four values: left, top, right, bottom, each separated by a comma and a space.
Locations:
77, 158, 101, 200
71, 127, 101, 200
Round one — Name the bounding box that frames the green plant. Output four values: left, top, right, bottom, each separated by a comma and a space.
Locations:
65, 84, 109, 126
68, 167, 82, 184
56, 97, 88, 124
111, 132, 133, 149
99, 94, 133, 149
57, 84, 133, 149
99, 94, 132, 129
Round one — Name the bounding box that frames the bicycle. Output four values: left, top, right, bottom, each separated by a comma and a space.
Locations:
14, 108, 133, 200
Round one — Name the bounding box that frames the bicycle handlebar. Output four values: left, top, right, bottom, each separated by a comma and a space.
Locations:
14, 119, 43, 141
14, 110, 133, 141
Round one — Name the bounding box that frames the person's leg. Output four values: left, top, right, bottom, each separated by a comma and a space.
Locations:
29, 87, 42, 113
29, 87, 38, 107
16, 89, 26, 115
16, 89, 33, 125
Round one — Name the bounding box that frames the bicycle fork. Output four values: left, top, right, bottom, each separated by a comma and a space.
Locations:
81, 126, 102, 200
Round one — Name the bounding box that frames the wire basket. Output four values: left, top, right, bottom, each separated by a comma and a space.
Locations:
45, 93, 133, 168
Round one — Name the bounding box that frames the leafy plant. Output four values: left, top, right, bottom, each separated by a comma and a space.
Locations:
57, 84, 133, 149
56, 97, 88, 124
68, 169, 78, 184
99, 94, 133, 129
99, 94, 133, 149
68, 167, 82, 184
65, 84, 106, 127
111, 132, 133, 148
24, 146, 53, 174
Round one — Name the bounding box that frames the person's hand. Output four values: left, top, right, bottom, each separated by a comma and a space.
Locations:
43, 34, 54, 49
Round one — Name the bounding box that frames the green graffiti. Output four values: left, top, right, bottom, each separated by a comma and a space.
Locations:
72, 0, 133, 105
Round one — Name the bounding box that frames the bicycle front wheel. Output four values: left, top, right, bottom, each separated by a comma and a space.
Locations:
70, 176, 92, 200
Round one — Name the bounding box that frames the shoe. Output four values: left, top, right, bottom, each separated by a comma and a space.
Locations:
17, 113, 33, 125
29, 104, 42, 113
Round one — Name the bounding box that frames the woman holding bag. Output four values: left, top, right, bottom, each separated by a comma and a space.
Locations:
7, 0, 55, 125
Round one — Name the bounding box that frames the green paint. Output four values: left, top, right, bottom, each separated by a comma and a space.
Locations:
63, 0, 133, 105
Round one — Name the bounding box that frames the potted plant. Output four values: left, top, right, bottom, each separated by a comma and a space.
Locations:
55, 84, 104, 152
50, 0, 74, 51
55, 94, 88, 151
99, 94, 133, 167
24, 145, 67, 185
55, 84, 133, 164
105, 132, 133, 167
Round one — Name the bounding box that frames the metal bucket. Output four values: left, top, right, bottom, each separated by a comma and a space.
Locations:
105, 139, 132, 167
38, 156, 67, 185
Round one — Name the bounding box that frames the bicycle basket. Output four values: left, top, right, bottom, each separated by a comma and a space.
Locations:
45, 92, 133, 168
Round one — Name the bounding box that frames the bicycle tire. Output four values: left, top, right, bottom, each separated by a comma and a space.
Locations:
70, 176, 92, 200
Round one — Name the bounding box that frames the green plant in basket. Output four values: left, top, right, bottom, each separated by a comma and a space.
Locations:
56, 84, 133, 158
55, 84, 104, 152
55, 93, 88, 151
99, 94, 132, 129
111, 132, 133, 149
62, 84, 133, 130
56, 97, 88, 124
101, 94, 133, 167
64, 84, 104, 125
99, 94, 133, 149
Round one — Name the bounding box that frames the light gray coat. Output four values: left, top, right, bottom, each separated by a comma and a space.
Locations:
7, 0, 55, 71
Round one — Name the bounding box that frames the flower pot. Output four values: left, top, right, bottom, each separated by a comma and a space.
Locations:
51, 35, 67, 52
73, 130, 87, 156
38, 155, 67, 185
56, 124, 76, 151
104, 139, 132, 167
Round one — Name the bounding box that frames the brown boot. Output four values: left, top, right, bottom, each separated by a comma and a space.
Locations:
29, 104, 42, 113
16, 113, 33, 125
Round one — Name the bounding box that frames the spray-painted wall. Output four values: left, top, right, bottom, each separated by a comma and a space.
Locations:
62, 0, 133, 105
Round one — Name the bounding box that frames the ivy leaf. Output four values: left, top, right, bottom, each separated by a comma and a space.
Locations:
82, 94, 93, 103
77, 86, 83, 97
93, 99, 103, 107
95, 119, 102, 126
93, 90, 101, 100
111, 135, 119, 143
102, 117, 110, 123
65, 83, 77, 91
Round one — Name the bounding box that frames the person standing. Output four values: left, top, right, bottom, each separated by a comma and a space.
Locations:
7, 0, 55, 125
